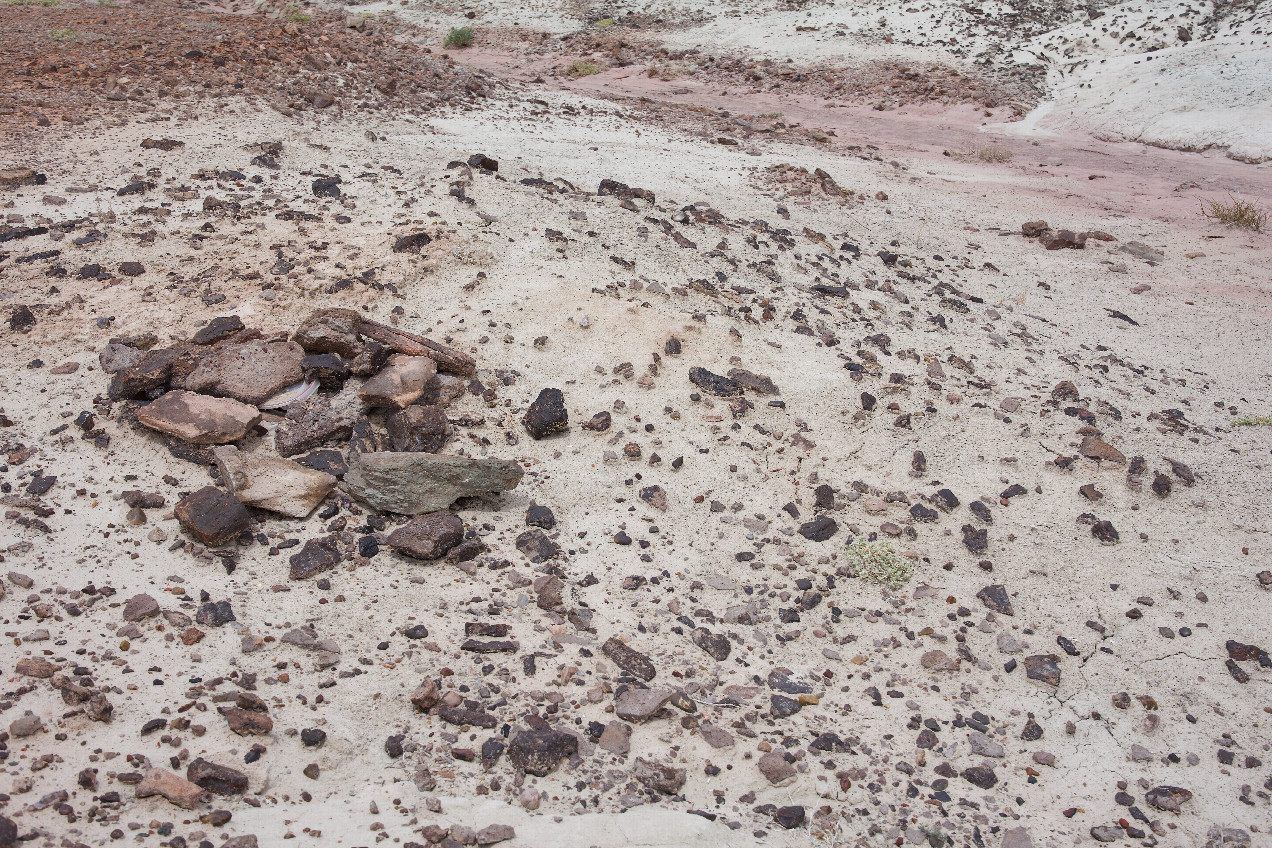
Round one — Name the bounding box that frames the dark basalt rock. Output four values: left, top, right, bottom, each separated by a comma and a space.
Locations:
508, 727, 577, 776
174, 486, 250, 546
688, 367, 742, 397
798, 515, 838, 541
523, 388, 568, 439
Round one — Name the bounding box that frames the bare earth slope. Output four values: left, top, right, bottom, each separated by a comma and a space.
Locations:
0, 2, 1270, 848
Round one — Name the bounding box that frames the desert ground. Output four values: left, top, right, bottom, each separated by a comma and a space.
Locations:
0, 1, 1270, 847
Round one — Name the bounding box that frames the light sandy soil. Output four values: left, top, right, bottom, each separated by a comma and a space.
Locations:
1, 3, 1271, 848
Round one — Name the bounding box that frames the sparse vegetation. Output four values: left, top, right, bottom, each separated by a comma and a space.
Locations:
444, 26, 473, 48
282, 3, 311, 23
594, 17, 614, 27
48, 27, 76, 41
844, 537, 913, 589
975, 145, 1014, 162
1201, 194, 1267, 232
565, 58, 601, 78
1234, 415, 1272, 427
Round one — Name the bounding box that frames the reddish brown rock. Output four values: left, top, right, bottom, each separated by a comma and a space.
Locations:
174, 487, 251, 546
135, 768, 204, 809
137, 391, 261, 445
185, 340, 305, 405
387, 512, 464, 560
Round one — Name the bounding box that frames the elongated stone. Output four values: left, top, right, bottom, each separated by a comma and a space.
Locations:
138, 391, 261, 445
345, 452, 523, 515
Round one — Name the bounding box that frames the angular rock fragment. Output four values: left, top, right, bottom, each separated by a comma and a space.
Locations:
961, 524, 988, 554
190, 315, 244, 345
1023, 654, 1061, 687
798, 515, 838, 541
525, 503, 556, 529
359, 355, 436, 409
136, 768, 205, 809
932, 488, 960, 512
346, 452, 523, 514
223, 708, 273, 736
976, 584, 1014, 616
615, 688, 672, 722
1145, 785, 1192, 813
691, 628, 730, 661
275, 395, 357, 457
508, 727, 577, 776
516, 528, 560, 563
213, 446, 335, 518
1091, 520, 1119, 545
387, 512, 464, 560
689, 367, 742, 397
122, 593, 160, 622
757, 751, 797, 785
294, 311, 362, 358
187, 759, 249, 795
523, 388, 568, 439
195, 600, 236, 627
961, 765, 998, 789
602, 636, 656, 681
175, 487, 251, 546
597, 721, 631, 755
1079, 436, 1126, 464
726, 368, 779, 394
633, 758, 686, 794
386, 405, 450, 452
582, 411, 612, 431
138, 391, 262, 445
920, 650, 960, 671
185, 340, 305, 405
288, 536, 342, 580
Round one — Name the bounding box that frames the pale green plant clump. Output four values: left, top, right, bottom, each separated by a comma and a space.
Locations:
1234, 415, 1272, 427
282, 3, 311, 23
48, 27, 76, 41
845, 537, 912, 589
444, 26, 473, 48
1201, 194, 1267, 232
565, 58, 600, 77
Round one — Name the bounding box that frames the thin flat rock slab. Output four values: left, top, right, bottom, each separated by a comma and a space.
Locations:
345, 452, 523, 515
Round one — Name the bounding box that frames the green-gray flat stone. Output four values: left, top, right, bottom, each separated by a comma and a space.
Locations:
345, 452, 523, 514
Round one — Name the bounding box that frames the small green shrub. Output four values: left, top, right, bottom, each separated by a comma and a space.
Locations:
1234, 415, 1272, 427
282, 3, 311, 23
844, 537, 912, 589
594, 17, 614, 27
565, 58, 600, 77
48, 27, 77, 41
444, 26, 474, 48
1201, 194, 1267, 232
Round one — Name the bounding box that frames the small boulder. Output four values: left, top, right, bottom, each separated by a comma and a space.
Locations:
523, 388, 568, 439
174, 487, 251, 546
387, 512, 464, 560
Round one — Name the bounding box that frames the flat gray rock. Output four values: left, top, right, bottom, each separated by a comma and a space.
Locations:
614, 687, 672, 722
213, 446, 336, 518
345, 452, 523, 515
138, 391, 261, 445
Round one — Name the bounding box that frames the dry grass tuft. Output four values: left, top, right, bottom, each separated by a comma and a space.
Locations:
1201, 195, 1267, 232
